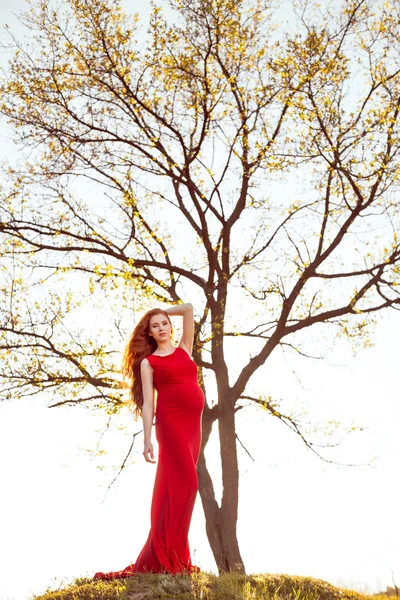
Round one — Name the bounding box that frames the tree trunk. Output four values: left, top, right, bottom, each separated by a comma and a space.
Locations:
197, 406, 246, 574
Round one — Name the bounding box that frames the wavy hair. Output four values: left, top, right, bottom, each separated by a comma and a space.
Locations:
121, 308, 174, 421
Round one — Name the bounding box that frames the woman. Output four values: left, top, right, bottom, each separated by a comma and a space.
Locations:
93, 302, 204, 580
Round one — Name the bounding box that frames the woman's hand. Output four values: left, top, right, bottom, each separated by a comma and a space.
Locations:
164, 302, 193, 316
143, 440, 156, 464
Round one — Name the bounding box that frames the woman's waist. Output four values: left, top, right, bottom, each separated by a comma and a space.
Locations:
155, 383, 204, 398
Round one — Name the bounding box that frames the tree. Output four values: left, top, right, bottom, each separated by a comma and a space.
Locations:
1, 0, 400, 574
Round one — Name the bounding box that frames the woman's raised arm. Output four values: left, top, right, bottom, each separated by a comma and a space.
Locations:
164, 302, 194, 355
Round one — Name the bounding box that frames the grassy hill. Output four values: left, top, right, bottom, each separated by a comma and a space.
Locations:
30, 571, 395, 600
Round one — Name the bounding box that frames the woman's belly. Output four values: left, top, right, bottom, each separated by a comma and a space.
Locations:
155, 382, 205, 421
154, 382, 204, 465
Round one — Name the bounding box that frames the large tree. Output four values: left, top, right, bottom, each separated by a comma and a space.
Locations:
1, 0, 400, 574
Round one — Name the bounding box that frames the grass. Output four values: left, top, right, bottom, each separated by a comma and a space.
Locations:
29, 571, 394, 600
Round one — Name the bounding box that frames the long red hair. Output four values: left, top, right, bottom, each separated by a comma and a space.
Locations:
121, 308, 174, 421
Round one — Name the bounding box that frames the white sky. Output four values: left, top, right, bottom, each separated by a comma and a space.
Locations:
0, 2, 399, 599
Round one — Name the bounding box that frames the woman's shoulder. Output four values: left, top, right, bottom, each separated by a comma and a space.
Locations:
141, 355, 153, 369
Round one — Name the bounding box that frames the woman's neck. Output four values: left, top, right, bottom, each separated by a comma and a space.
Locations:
155, 342, 175, 354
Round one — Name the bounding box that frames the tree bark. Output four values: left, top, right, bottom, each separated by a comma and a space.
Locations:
197, 403, 246, 574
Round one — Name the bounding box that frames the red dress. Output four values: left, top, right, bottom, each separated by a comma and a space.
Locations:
93, 346, 205, 580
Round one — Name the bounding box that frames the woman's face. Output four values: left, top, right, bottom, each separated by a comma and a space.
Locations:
148, 313, 172, 343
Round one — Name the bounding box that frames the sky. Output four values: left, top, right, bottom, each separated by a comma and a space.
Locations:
0, 1, 399, 599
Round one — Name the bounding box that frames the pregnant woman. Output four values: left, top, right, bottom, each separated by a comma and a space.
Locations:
93, 302, 204, 579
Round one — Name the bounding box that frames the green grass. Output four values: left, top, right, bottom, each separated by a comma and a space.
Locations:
29, 571, 393, 600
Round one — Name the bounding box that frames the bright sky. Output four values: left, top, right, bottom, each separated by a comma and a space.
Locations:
0, 2, 399, 600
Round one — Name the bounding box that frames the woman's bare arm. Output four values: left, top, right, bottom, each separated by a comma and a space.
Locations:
165, 302, 194, 355
141, 359, 156, 462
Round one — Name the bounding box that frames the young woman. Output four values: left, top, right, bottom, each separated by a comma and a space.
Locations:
93, 302, 204, 580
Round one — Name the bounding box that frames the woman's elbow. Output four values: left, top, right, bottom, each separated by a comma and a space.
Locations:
143, 399, 154, 412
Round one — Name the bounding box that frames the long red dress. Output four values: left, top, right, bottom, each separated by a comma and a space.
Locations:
93, 346, 204, 580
